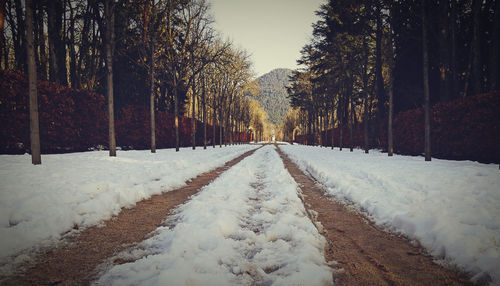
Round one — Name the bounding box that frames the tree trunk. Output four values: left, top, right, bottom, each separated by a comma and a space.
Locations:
331, 111, 334, 150
325, 111, 329, 147
314, 112, 318, 145
26, 0, 41, 165
203, 83, 207, 149
224, 107, 229, 147
339, 95, 344, 151
191, 90, 196, 150
228, 112, 232, 145
318, 113, 322, 147
349, 96, 353, 152
235, 120, 238, 145
307, 114, 311, 145
422, 0, 431, 161
233, 118, 236, 145
174, 75, 179, 152
212, 104, 216, 148
150, 40, 156, 153
347, 78, 354, 152
388, 77, 394, 156
339, 126, 343, 151
364, 95, 369, 154
323, 112, 327, 147
219, 108, 223, 148
105, 0, 116, 157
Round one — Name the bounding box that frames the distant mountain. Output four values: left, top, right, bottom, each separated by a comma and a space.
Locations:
255, 68, 293, 125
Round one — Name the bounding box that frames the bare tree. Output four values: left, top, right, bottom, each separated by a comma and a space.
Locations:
174, 65, 179, 152
144, 0, 156, 153
202, 73, 207, 149
26, 0, 41, 164
422, 0, 431, 161
150, 38, 156, 153
191, 82, 197, 150
105, 0, 116, 157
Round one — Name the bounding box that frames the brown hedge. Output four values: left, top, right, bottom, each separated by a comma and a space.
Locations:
295, 90, 500, 164
0, 70, 251, 154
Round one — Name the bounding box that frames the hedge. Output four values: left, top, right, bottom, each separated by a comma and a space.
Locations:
295, 90, 500, 164
0, 70, 251, 154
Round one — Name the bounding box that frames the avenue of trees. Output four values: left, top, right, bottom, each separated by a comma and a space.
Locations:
1, 0, 270, 164
285, 0, 500, 160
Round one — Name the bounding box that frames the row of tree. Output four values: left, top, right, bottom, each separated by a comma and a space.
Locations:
285, 0, 500, 160
2, 0, 270, 164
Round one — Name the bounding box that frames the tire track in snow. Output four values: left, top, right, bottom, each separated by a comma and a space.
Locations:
95, 145, 333, 286
235, 150, 291, 284
277, 146, 474, 286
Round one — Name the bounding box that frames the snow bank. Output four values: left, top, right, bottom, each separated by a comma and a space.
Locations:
280, 145, 500, 285
95, 145, 332, 286
0, 145, 257, 271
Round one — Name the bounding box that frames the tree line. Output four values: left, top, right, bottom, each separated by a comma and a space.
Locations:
1, 0, 270, 164
284, 0, 500, 160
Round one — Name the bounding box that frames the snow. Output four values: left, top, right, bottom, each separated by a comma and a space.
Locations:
3, 142, 496, 284
95, 145, 332, 286
280, 145, 500, 285
0, 145, 258, 273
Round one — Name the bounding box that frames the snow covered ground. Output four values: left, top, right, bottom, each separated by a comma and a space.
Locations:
0, 145, 257, 273
281, 145, 500, 285
95, 145, 332, 286
2, 142, 497, 284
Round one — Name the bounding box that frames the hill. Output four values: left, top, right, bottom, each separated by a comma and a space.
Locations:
255, 68, 293, 125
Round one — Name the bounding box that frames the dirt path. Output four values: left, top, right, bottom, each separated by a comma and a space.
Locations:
2, 147, 259, 286
277, 147, 474, 286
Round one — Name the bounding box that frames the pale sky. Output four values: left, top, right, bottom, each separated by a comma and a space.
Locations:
209, 0, 325, 77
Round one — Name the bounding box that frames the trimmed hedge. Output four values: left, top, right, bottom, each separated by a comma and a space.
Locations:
295, 90, 500, 164
0, 70, 251, 154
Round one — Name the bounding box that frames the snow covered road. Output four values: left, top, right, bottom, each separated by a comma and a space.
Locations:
95, 145, 333, 286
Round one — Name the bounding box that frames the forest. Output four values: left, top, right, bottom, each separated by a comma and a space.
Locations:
284, 0, 500, 163
254, 68, 292, 125
0, 0, 271, 164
